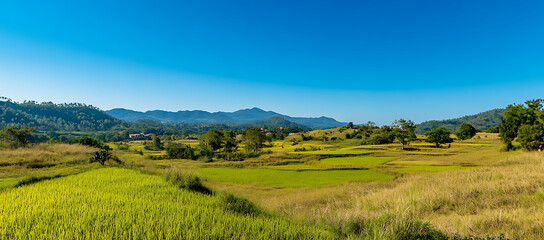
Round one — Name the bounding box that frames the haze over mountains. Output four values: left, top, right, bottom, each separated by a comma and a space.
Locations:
106, 107, 346, 129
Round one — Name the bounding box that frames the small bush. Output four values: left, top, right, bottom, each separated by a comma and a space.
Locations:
90, 149, 121, 165
77, 137, 111, 150
165, 168, 211, 194
218, 193, 263, 216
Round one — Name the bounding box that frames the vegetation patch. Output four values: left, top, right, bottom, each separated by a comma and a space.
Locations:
217, 192, 264, 216
197, 168, 394, 188
267, 164, 324, 171
294, 150, 373, 156
165, 167, 211, 194
320, 156, 395, 166
0, 168, 331, 239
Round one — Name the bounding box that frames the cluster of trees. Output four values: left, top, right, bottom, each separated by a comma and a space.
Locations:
498, 99, 544, 151
340, 119, 417, 148
196, 128, 267, 160
159, 127, 268, 161
0, 126, 35, 148
423, 124, 476, 148
340, 120, 479, 149
267, 126, 305, 140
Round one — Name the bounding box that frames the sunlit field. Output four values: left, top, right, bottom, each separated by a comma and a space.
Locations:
1, 130, 541, 239
0, 168, 331, 239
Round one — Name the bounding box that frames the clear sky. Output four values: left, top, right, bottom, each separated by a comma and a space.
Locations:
1, 0, 543, 125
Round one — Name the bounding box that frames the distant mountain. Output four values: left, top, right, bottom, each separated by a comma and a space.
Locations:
106, 107, 346, 129
0, 101, 309, 137
415, 109, 504, 134
244, 116, 310, 130
0, 101, 122, 131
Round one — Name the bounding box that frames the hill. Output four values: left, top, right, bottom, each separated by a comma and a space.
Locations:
106, 107, 345, 129
0, 101, 308, 140
415, 109, 504, 134
0, 100, 122, 132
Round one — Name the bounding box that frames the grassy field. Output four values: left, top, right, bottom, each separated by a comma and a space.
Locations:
196, 168, 394, 188
0, 168, 332, 239
320, 156, 395, 166
0, 144, 99, 190
1, 130, 541, 239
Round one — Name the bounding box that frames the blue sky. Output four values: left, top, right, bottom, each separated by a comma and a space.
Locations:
1, 0, 543, 125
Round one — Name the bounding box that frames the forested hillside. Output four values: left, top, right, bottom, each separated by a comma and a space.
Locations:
0, 101, 122, 131
415, 109, 504, 134
0, 101, 307, 141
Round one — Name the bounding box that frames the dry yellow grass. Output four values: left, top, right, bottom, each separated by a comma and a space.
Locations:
260, 152, 544, 239
0, 143, 98, 189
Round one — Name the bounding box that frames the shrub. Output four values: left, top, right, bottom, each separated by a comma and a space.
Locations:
116, 142, 129, 150
165, 167, 211, 194
218, 193, 263, 216
456, 123, 477, 140
77, 137, 111, 150
90, 149, 121, 165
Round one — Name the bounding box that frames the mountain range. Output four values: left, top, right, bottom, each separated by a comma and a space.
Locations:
106, 107, 346, 129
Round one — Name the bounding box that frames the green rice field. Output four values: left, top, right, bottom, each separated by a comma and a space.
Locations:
196, 167, 394, 188
0, 168, 331, 239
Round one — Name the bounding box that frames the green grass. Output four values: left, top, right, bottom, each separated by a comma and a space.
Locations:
197, 168, 394, 188
294, 150, 373, 156
320, 156, 395, 166
0, 168, 332, 239
267, 164, 323, 171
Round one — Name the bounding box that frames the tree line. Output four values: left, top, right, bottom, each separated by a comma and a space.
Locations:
142, 127, 268, 161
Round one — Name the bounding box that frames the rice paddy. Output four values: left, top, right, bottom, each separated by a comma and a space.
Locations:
196, 167, 394, 188
0, 168, 332, 239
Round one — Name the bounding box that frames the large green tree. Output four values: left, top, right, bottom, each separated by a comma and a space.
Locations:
425, 127, 453, 148
499, 99, 544, 150
223, 130, 238, 153
392, 119, 416, 150
199, 129, 224, 152
455, 123, 477, 140
243, 128, 266, 152
517, 123, 544, 151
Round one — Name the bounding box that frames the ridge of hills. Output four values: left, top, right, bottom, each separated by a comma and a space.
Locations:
106, 107, 346, 129
0, 100, 505, 134
0, 101, 309, 133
